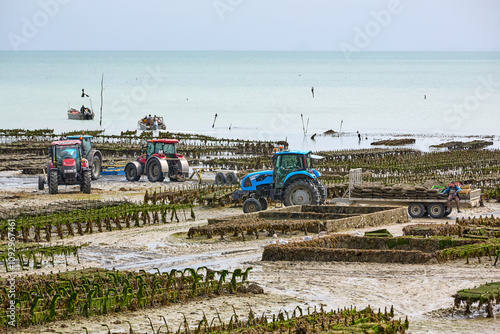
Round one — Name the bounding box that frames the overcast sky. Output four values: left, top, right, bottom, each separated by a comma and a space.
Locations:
1, 0, 499, 51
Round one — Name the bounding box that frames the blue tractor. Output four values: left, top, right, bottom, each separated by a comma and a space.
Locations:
232, 150, 327, 213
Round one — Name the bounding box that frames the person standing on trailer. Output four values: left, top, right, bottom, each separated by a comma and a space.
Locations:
441, 182, 462, 213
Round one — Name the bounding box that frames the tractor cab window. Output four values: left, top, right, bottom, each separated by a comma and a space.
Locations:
162, 143, 176, 156
152, 143, 175, 156
146, 142, 154, 157
274, 154, 304, 188
81, 139, 91, 155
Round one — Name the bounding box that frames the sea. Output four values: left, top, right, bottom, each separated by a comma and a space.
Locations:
0, 51, 499, 152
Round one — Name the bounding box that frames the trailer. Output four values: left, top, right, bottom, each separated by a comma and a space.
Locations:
337, 168, 481, 218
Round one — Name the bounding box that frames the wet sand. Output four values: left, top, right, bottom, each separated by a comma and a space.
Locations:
1, 177, 500, 333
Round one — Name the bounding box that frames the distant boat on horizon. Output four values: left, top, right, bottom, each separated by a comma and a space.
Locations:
67, 107, 94, 120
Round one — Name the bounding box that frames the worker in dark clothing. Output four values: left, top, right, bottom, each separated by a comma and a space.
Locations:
442, 182, 462, 213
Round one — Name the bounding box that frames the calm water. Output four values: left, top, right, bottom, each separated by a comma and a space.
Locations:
0, 51, 499, 151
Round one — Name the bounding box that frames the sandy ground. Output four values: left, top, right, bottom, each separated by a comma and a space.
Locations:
1, 173, 500, 333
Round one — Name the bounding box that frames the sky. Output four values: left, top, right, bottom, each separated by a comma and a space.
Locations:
0, 0, 499, 51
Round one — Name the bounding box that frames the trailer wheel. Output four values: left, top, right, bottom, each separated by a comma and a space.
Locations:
38, 175, 45, 190
215, 172, 227, 185
408, 202, 425, 218
226, 172, 239, 185
243, 198, 262, 213
427, 203, 445, 218
258, 197, 268, 210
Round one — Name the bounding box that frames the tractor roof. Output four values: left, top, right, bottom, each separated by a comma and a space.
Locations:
51, 140, 81, 146
148, 139, 179, 144
276, 150, 311, 156
67, 135, 93, 139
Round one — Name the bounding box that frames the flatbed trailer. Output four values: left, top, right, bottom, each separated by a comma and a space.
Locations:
338, 169, 481, 218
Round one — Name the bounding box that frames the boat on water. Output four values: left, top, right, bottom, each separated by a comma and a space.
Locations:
67, 107, 94, 120
138, 116, 166, 130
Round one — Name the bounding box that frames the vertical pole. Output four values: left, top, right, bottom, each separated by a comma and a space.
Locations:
100, 73, 104, 127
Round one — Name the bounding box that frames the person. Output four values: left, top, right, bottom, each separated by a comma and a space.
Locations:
153, 118, 158, 130
441, 182, 461, 213
311, 86, 314, 98
147, 114, 152, 126
80, 105, 85, 113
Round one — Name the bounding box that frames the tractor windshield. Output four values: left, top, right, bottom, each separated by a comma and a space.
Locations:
81, 139, 91, 156
274, 154, 304, 188
54, 146, 81, 169
147, 142, 176, 157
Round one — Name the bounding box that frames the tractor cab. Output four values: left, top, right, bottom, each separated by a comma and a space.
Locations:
50, 140, 83, 171
146, 140, 178, 159
67, 135, 93, 157
273, 151, 317, 189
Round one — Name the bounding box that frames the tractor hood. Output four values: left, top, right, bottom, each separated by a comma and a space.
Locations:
62, 158, 76, 167
241, 170, 273, 191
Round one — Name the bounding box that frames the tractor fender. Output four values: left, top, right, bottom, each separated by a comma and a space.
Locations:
311, 169, 321, 177
283, 171, 316, 187
176, 158, 189, 176
127, 161, 144, 176
146, 157, 169, 177
88, 149, 102, 164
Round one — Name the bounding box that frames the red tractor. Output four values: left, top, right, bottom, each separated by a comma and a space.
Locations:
38, 140, 92, 194
125, 139, 189, 182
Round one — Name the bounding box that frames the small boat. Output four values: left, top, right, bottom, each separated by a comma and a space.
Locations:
67, 108, 94, 120
138, 116, 167, 130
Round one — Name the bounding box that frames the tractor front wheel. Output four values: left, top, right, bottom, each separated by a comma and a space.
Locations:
284, 180, 320, 206
49, 170, 58, 194
82, 170, 91, 194
147, 159, 164, 182
243, 198, 262, 213
125, 164, 140, 182
91, 155, 101, 180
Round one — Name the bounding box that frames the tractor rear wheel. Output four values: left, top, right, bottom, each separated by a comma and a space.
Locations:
243, 198, 262, 213
82, 170, 91, 194
147, 159, 164, 182
283, 180, 320, 206
91, 155, 101, 180
49, 170, 58, 194
125, 164, 141, 182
